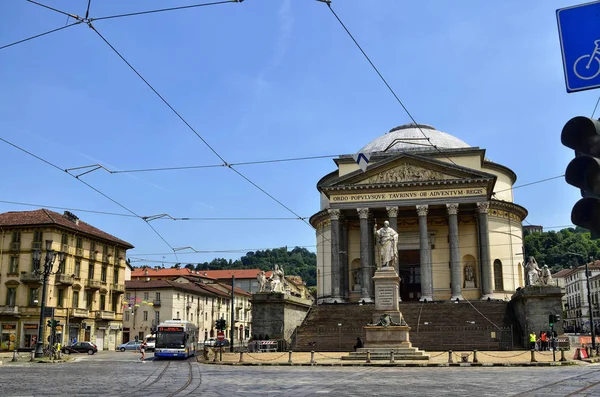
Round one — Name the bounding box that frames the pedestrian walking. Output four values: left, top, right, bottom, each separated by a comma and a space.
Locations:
139, 340, 147, 362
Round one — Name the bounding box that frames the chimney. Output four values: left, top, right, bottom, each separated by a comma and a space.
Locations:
63, 211, 80, 225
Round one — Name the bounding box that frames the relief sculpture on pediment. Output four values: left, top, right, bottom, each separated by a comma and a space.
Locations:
366, 163, 448, 184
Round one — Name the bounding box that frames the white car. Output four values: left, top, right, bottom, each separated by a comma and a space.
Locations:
203, 338, 217, 347
145, 335, 156, 351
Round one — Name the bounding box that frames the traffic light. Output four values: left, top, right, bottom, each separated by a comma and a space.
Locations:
215, 318, 226, 330
549, 314, 556, 327
46, 319, 60, 328
561, 117, 600, 237
47, 320, 52, 328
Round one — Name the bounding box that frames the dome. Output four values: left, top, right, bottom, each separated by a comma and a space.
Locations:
359, 123, 471, 153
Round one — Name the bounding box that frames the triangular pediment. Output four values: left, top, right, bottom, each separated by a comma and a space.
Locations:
323, 153, 496, 188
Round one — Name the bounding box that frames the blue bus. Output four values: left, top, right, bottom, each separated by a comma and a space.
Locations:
154, 320, 198, 358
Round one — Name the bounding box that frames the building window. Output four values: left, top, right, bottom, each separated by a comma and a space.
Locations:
6, 288, 16, 306
57, 256, 66, 274
33, 230, 43, 250
144, 292, 149, 301
72, 291, 79, 308
86, 292, 93, 310
154, 311, 160, 326
89, 263, 95, 280
155, 292, 161, 301
29, 288, 39, 306
12, 231, 21, 245
100, 294, 106, 311
177, 293, 180, 300
57, 289, 64, 308
101, 266, 107, 283
90, 241, 96, 255
102, 245, 109, 262
125, 311, 130, 322
61, 233, 68, 250
176, 311, 180, 319
113, 269, 119, 284
143, 311, 148, 321
190, 313, 193, 322
76, 237, 82, 250
74, 260, 81, 278
9, 255, 19, 274
493, 259, 504, 291
112, 295, 118, 312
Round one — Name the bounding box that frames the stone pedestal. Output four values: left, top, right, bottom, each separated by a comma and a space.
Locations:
372, 266, 402, 324
364, 325, 412, 348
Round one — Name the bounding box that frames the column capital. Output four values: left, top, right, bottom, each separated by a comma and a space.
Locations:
357, 207, 370, 219
477, 202, 490, 214
328, 209, 341, 221
446, 203, 459, 215
416, 205, 429, 217
386, 206, 399, 218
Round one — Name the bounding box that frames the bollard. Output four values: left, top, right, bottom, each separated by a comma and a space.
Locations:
11, 350, 17, 362
560, 348, 567, 362
288, 350, 293, 364
587, 347, 592, 358
530, 349, 537, 363
366, 350, 371, 364
213, 349, 217, 362
219, 348, 223, 362
310, 350, 315, 364
239, 351, 244, 363
448, 350, 453, 363
390, 350, 395, 364
473, 349, 478, 363
57, 350, 61, 360
30, 351, 35, 362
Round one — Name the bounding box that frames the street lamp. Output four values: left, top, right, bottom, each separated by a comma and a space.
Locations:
32, 240, 65, 358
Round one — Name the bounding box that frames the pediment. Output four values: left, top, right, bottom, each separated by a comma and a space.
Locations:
356, 163, 454, 185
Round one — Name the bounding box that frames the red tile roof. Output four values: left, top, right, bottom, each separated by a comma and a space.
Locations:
131, 267, 216, 280
125, 279, 225, 296
198, 269, 273, 280
552, 269, 572, 278
0, 209, 133, 248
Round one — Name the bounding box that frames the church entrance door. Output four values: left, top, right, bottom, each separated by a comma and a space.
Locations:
398, 250, 421, 301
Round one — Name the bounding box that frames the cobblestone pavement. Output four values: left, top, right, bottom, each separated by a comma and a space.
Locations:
1, 351, 600, 396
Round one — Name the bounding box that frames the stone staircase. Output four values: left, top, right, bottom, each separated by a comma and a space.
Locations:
293, 300, 516, 352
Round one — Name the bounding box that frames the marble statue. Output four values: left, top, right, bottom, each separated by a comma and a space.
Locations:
523, 256, 541, 286
374, 220, 399, 269
257, 270, 267, 292
269, 264, 285, 293
369, 313, 405, 327
540, 265, 553, 285
465, 263, 475, 282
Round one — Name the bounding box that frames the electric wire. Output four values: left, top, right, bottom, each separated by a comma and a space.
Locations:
85, 0, 92, 19
494, 174, 565, 194
321, 1, 459, 167
91, 0, 237, 22
0, 21, 82, 51
25, 0, 80, 20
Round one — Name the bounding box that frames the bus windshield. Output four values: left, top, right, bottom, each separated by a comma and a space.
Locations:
156, 332, 185, 348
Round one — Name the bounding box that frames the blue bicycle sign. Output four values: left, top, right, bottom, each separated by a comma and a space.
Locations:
557, 2, 600, 93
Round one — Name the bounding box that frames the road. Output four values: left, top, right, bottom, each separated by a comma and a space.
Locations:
2, 351, 600, 396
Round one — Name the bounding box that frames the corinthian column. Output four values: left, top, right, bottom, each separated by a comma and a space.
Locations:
417, 205, 433, 302
357, 207, 373, 302
477, 202, 493, 299
447, 203, 463, 301
386, 206, 399, 232
328, 209, 342, 301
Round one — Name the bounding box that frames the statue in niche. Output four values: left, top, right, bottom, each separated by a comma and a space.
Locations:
353, 269, 362, 292
540, 265, 553, 285
464, 263, 476, 288
523, 256, 541, 286
374, 220, 398, 269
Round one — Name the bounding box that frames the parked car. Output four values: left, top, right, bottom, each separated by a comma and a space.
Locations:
117, 340, 142, 352
215, 338, 230, 347
203, 338, 217, 347
145, 335, 156, 352
62, 341, 98, 355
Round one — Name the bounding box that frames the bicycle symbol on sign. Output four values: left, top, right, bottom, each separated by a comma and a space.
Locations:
574, 39, 600, 80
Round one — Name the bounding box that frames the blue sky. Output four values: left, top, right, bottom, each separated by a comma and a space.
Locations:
0, 0, 596, 267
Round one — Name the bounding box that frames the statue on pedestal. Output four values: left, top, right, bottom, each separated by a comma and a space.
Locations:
374, 220, 399, 269
540, 265, 553, 285
257, 270, 267, 292
523, 256, 541, 286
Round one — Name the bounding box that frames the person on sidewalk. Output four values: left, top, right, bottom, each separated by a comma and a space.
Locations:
529, 332, 537, 350
540, 331, 548, 351
139, 340, 147, 362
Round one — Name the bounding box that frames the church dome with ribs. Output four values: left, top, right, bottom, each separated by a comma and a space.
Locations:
359, 123, 471, 154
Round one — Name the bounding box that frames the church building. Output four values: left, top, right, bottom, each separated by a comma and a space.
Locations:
309, 124, 528, 303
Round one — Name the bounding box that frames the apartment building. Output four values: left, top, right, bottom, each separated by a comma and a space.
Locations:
563, 261, 600, 333
0, 209, 133, 351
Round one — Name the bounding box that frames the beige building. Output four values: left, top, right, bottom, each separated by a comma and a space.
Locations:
310, 124, 528, 303
124, 277, 253, 343
0, 209, 133, 351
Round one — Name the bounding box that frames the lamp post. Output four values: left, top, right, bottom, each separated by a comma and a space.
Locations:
32, 240, 65, 358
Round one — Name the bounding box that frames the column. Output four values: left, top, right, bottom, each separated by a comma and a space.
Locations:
328, 209, 342, 301
341, 219, 349, 300
386, 206, 399, 232
417, 205, 433, 302
477, 202, 493, 299
357, 207, 373, 302
447, 203, 463, 301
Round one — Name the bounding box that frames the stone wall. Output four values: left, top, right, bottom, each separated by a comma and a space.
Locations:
250, 293, 311, 341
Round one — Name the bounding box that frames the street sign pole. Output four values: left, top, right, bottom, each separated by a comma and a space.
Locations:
557, 2, 600, 93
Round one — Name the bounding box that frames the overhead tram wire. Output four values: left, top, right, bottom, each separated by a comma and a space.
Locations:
0, 200, 137, 218
25, 0, 82, 20
90, 0, 240, 22
0, 137, 176, 254
592, 96, 600, 119
319, 1, 459, 167
493, 174, 565, 194
0, 21, 82, 51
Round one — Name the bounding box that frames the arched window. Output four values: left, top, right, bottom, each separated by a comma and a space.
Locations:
493, 259, 504, 291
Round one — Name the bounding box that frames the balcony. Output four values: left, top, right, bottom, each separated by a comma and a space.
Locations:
70, 308, 90, 318
10, 242, 20, 251
20, 271, 41, 284
95, 310, 115, 320
85, 279, 102, 290
112, 283, 125, 292
0, 306, 20, 316
153, 299, 161, 306
55, 273, 74, 285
